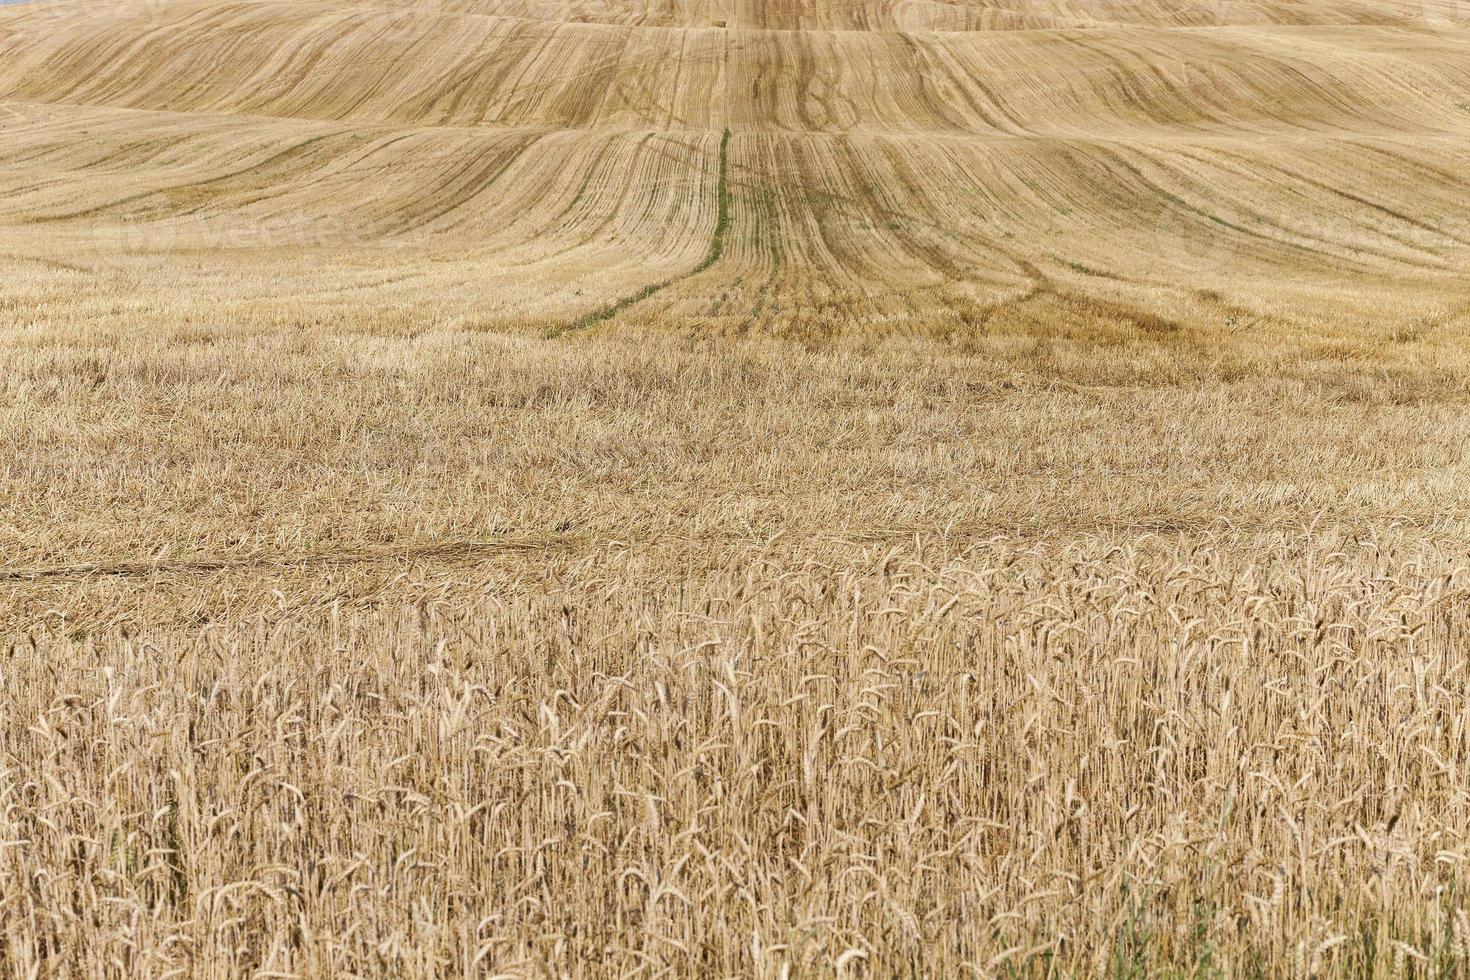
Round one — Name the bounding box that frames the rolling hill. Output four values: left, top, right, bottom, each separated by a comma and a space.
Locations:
2, 0, 1470, 341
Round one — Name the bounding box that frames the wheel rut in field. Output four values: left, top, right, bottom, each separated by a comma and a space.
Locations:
0, 537, 571, 582
547, 127, 730, 337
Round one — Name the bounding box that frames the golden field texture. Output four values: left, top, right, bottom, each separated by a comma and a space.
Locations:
7, 336, 1470, 977
5, 0, 1470, 974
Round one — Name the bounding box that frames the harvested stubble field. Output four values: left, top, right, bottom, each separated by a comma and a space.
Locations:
4, 0, 1470, 975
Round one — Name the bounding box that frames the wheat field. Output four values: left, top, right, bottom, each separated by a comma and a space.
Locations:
4, 0, 1470, 974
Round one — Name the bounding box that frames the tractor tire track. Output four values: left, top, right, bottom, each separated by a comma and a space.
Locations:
546, 125, 730, 336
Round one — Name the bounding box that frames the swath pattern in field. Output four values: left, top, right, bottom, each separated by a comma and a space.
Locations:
1, 0, 1469, 338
